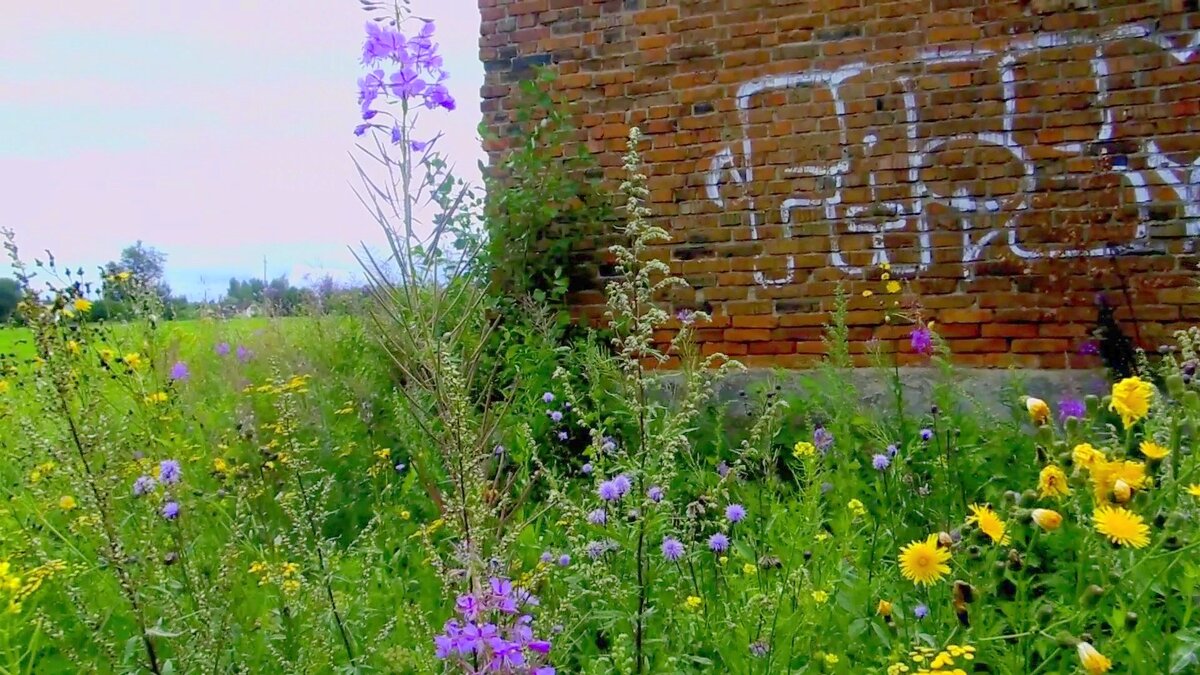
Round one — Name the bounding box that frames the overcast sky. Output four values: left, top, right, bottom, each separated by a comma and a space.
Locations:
0, 0, 484, 299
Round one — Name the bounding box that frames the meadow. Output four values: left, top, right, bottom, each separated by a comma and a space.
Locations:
1, 7, 1198, 673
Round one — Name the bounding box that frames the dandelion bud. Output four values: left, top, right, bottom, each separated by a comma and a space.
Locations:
1007, 549, 1023, 571
1077, 641, 1113, 674
876, 600, 893, 618
1025, 396, 1050, 425
1082, 585, 1105, 607
1123, 612, 1138, 630
1031, 508, 1063, 531
937, 531, 955, 549
1112, 479, 1132, 504
1037, 604, 1055, 622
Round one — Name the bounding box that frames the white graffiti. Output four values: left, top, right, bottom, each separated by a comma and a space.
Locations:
705, 22, 1200, 286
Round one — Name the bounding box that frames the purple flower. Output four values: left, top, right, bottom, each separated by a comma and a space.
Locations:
911, 326, 933, 355
410, 139, 428, 152
587, 509, 607, 525
556, 431, 568, 441
647, 486, 664, 503
1058, 397, 1086, 422
586, 540, 614, 559
540, 551, 554, 564
215, 342, 231, 356
236, 345, 252, 363
613, 474, 632, 497
455, 594, 479, 621
661, 537, 685, 562
1079, 339, 1100, 356
598, 481, 620, 502
886, 443, 899, 458
132, 475, 156, 497
872, 453, 891, 470
529, 640, 552, 655
914, 604, 929, 619
708, 532, 729, 553
717, 461, 730, 478
162, 501, 180, 520
725, 503, 746, 524
548, 410, 563, 423
169, 361, 190, 382
542, 392, 555, 404
600, 436, 617, 453
750, 641, 770, 658
581, 463, 593, 476
557, 554, 570, 567
919, 428, 934, 442
159, 459, 181, 485
813, 426, 834, 452
394, 462, 406, 473
676, 309, 696, 325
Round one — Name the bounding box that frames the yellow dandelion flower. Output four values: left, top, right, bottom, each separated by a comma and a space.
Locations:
811, 590, 829, 605
1072, 443, 1106, 471
967, 504, 1010, 544
1077, 642, 1112, 674
1031, 508, 1063, 532
877, 599, 893, 617
123, 353, 143, 370
213, 458, 229, 474
73, 298, 93, 313
1093, 505, 1150, 548
1024, 396, 1050, 425
58, 496, 77, 511
899, 535, 952, 586
683, 595, 702, 611
1138, 441, 1169, 460
886, 280, 901, 294
1110, 376, 1153, 428
1187, 484, 1200, 498
1091, 460, 1148, 501
793, 441, 817, 458
1038, 465, 1071, 499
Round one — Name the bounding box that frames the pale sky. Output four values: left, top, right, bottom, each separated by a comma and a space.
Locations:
0, 0, 484, 299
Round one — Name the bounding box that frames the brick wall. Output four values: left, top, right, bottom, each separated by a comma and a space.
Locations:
479, 0, 1200, 368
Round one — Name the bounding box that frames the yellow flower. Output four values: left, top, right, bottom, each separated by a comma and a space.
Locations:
400, 509, 411, 520
1093, 505, 1150, 548
887, 664, 911, 675
1138, 441, 1169, 460
249, 561, 269, 576
1024, 396, 1050, 425
0, 380, 9, 395
886, 280, 902, 294
877, 599, 893, 617
823, 654, 839, 666
862, 290, 874, 297
281, 579, 300, 594
115, 271, 132, 281
98, 348, 115, 362
123, 353, 144, 370
742, 563, 757, 576
683, 595, 702, 611
144, 392, 168, 405
881, 272, 891, 281
899, 535, 952, 586
73, 298, 93, 313
280, 562, 299, 578
1188, 484, 1200, 498
847, 499, 866, 518
1031, 508, 1063, 532
792, 441, 817, 458
1091, 460, 1149, 501
1038, 465, 1071, 499
967, 504, 1010, 544
1077, 642, 1112, 674
1072, 443, 1105, 471
213, 458, 229, 474
66, 340, 81, 355
1110, 376, 1153, 428
718, 556, 728, 566
58, 496, 77, 511
811, 590, 829, 605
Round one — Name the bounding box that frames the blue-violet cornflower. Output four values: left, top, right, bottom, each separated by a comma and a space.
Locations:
920, 428, 934, 442
914, 604, 929, 619
169, 361, 190, 381
661, 537, 685, 561
159, 459, 181, 485
132, 475, 156, 497
708, 532, 729, 553
726, 503, 746, 524
872, 453, 891, 470
647, 486, 664, 503
162, 501, 180, 520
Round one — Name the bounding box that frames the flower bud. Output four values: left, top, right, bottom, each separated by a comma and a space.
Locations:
1077, 641, 1112, 674
1025, 396, 1050, 425
1124, 612, 1138, 630
1082, 584, 1105, 607
1031, 508, 1063, 531
1112, 479, 1132, 504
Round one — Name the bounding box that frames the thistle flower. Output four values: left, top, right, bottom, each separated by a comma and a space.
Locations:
886, 443, 899, 458
540, 552, 553, 564
236, 345, 252, 363
646, 486, 664, 503
600, 436, 617, 453
1058, 397, 1086, 421
872, 453, 891, 470
1109, 376, 1153, 428
215, 342, 231, 356
661, 537, 685, 562
548, 410, 563, 423
581, 463, 593, 476
557, 554, 570, 567
159, 460, 182, 485
716, 461, 730, 478
725, 503, 746, 524
708, 533, 729, 553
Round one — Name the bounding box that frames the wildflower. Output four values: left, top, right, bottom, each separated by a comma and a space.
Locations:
876, 599, 893, 617
914, 604, 929, 619
169, 361, 190, 382
920, 428, 933, 442
1072, 443, 1106, 470
159, 459, 182, 485
872, 453, 891, 470
123, 353, 143, 370
1077, 641, 1112, 674
548, 410, 563, 423
1058, 397, 1086, 421
585, 540, 613, 559
1024, 396, 1050, 425
823, 654, 840, 666
911, 326, 933, 355
587, 509, 607, 526
58, 495, 77, 511
847, 499, 866, 518
162, 501, 180, 520
613, 474, 632, 496
542, 392, 554, 403
886, 443, 899, 457
556, 431, 568, 441
1188, 484, 1200, 498
540, 552, 554, 565
132, 475, 156, 496
144, 392, 168, 405
793, 441, 817, 458
708, 533, 729, 553
749, 641, 770, 657
647, 486, 664, 503
1139, 440, 1169, 461
676, 309, 696, 324
1031, 508, 1063, 531
862, 289, 874, 297
65, 340, 81, 356
811, 590, 829, 605
1091, 460, 1149, 500
598, 481, 620, 502
215, 342, 231, 356
1110, 376, 1153, 428
600, 436, 617, 453
899, 535, 952, 586
661, 537, 685, 562
1093, 505, 1150, 548
725, 503, 746, 524
683, 595, 702, 611
236, 346, 252, 363
1038, 465, 1071, 498
558, 554, 570, 567
581, 463, 593, 476
742, 563, 757, 576
717, 461, 731, 478
813, 426, 834, 452
73, 298, 93, 313
886, 280, 901, 294
967, 503, 1010, 544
